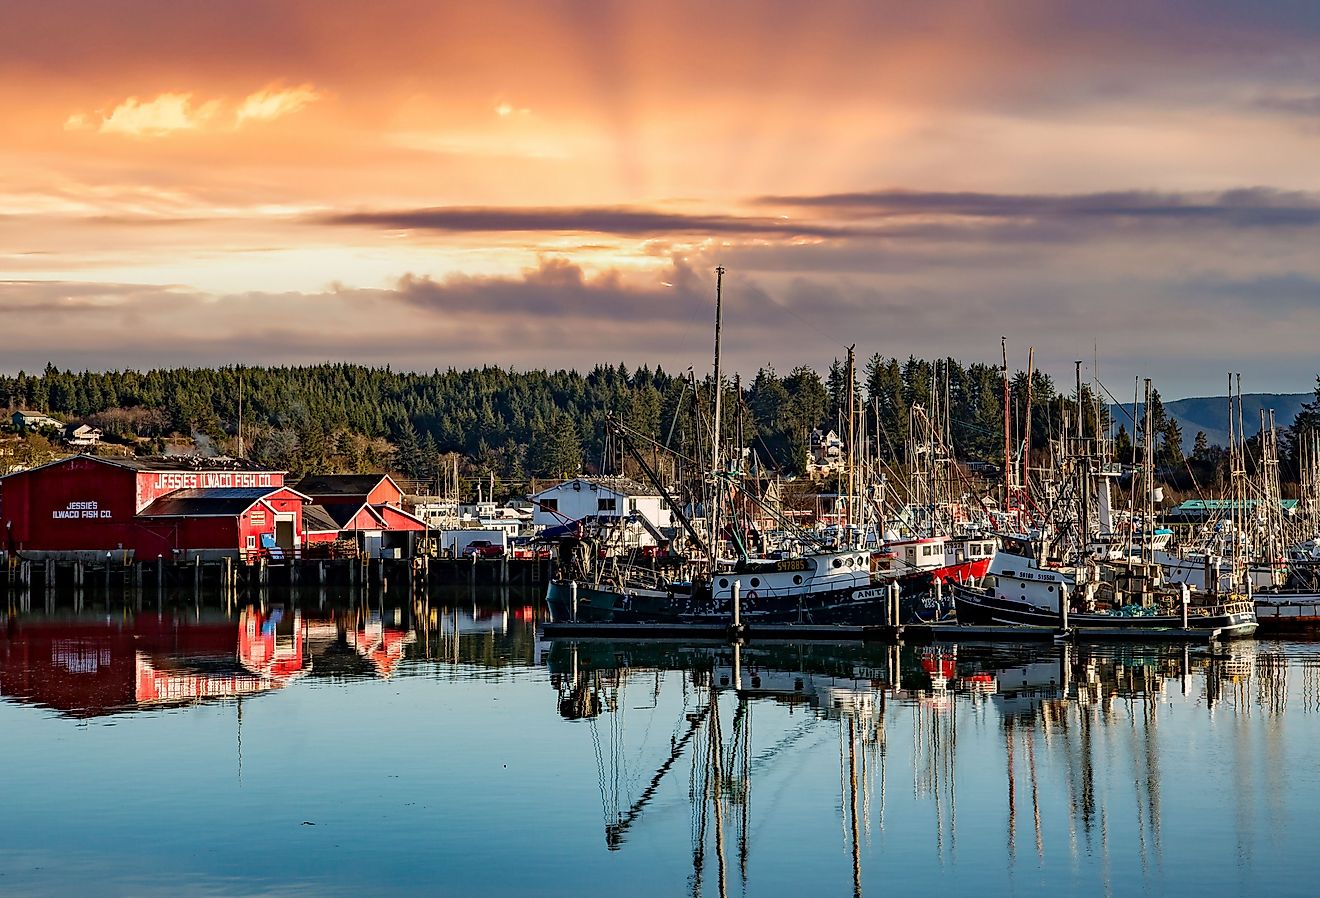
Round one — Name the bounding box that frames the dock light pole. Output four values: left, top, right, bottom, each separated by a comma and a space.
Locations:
1059, 582, 1069, 631
570, 580, 578, 622
732, 579, 741, 630
1181, 582, 1190, 629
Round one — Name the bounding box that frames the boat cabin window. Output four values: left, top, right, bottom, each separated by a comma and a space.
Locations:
923, 545, 934, 557
906, 549, 916, 561
1002, 570, 1015, 577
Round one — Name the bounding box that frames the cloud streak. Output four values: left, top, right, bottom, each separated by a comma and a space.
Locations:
322, 205, 855, 238
755, 188, 1320, 228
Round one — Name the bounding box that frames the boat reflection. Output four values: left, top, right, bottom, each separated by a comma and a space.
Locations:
544, 638, 1310, 895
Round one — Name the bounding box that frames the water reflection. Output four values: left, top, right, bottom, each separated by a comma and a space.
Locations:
0, 608, 306, 716
0, 584, 556, 719
3, 605, 427, 715
5, 589, 1320, 896
543, 637, 1320, 896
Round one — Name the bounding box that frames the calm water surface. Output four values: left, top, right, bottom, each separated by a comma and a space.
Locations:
3, 591, 1319, 897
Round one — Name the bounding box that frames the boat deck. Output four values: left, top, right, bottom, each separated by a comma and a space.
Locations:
540, 621, 1230, 643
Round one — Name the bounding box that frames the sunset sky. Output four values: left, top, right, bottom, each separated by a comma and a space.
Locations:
5, 1, 1320, 397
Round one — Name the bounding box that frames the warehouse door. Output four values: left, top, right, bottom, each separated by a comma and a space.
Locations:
275, 515, 296, 550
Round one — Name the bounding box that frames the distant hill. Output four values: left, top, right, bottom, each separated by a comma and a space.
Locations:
1113, 393, 1312, 450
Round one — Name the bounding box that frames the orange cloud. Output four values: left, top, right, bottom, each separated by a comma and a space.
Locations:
66, 92, 222, 137
64, 85, 321, 138
235, 84, 322, 124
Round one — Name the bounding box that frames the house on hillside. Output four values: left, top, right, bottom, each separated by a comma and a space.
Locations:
66, 424, 103, 447
807, 429, 845, 479
11, 410, 62, 433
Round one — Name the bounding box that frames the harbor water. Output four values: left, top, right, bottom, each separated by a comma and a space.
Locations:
3, 587, 1319, 896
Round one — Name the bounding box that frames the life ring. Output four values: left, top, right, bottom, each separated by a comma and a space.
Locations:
746, 590, 759, 600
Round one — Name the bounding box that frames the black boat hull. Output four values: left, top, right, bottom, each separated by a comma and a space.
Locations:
951, 584, 1258, 638
545, 579, 940, 625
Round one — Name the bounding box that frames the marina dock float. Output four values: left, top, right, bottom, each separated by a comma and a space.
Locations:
540, 621, 1229, 643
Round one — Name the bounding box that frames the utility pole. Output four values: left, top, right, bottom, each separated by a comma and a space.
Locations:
236, 370, 244, 458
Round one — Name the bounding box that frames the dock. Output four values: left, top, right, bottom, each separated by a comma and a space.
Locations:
540, 621, 1230, 644
2, 555, 553, 605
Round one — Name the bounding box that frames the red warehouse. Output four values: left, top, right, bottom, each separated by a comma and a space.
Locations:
0, 455, 308, 561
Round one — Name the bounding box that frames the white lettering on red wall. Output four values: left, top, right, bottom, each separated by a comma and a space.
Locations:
150, 472, 275, 491
52, 500, 112, 520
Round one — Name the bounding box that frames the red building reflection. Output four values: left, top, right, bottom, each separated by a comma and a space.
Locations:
1, 609, 307, 717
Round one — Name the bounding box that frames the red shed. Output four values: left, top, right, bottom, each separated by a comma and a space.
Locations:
294, 473, 425, 534
294, 473, 403, 507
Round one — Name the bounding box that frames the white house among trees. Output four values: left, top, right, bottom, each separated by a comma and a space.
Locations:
528, 476, 669, 544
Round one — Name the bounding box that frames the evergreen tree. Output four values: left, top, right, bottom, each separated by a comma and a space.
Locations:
393, 424, 422, 479
528, 413, 582, 477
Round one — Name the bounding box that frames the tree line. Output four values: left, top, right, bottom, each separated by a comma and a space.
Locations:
4, 359, 1315, 491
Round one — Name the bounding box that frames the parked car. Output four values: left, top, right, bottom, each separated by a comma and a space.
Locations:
461, 540, 506, 559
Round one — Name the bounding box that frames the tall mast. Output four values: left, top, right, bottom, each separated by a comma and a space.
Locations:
1001, 336, 1012, 515
1023, 348, 1034, 496
1142, 378, 1154, 566
846, 345, 857, 546
1076, 360, 1089, 557
1230, 369, 1240, 586
710, 267, 725, 563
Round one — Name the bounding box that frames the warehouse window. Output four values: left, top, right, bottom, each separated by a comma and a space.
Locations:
251, 509, 266, 526
246, 535, 256, 549
542, 499, 557, 513
598, 498, 617, 512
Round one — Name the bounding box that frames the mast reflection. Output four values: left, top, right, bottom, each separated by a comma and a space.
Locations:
546, 638, 1306, 894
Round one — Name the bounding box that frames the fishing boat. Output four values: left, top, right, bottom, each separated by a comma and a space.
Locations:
950, 545, 1257, 637
546, 545, 884, 623
546, 269, 902, 626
